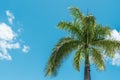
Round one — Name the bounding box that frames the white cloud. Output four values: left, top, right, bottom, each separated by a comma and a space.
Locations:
0, 23, 16, 40
112, 52, 120, 66
0, 22, 30, 60
6, 10, 15, 25
106, 29, 120, 41
0, 10, 30, 61
22, 45, 30, 53
106, 29, 120, 66
0, 23, 20, 60
0, 52, 12, 60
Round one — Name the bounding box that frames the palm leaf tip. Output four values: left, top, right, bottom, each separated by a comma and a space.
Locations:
45, 63, 55, 77
57, 21, 72, 30
92, 48, 105, 71
73, 47, 83, 71
73, 56, 80, 71
45, 59, 59, 77
68, 7, 82, 19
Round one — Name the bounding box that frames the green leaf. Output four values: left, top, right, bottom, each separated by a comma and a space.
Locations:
45, 37, 80, 76
57, 21, 82, 39
73, 46, 83, 71
92, 40, 120, 58
92, 48, 105, 70
69, 7, 82, 19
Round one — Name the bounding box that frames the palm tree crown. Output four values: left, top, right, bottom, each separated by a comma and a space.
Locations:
45, 7, 120, 79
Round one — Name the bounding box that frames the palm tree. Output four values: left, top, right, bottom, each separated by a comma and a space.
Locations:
45, 7, 120, 80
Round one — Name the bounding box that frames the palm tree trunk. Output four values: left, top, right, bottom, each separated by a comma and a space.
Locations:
84, 47, 91, 80
84, 64, 91, 80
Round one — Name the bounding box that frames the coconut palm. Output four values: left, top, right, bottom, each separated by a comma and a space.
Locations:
45, 7, 120, 80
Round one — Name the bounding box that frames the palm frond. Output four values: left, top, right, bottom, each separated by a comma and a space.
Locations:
69, 7, 83, 19
73, 46, 84, 71
92, 40, 120, 57
93, 25, 111, 41
92, 48, 105, 70
45, 37, 80, 76
57, 21, 82, 39
82, 15, 95, 27
82, 16, 96, 43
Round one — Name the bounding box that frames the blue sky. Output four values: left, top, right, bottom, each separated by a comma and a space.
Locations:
0, 0, 120, 80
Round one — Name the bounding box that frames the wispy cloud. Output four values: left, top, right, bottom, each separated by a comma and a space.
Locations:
22, 45, 30, 53
6, 10, 15, 25
0, 10, 30, 60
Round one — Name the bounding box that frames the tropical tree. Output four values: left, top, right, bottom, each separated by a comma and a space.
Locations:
45, 7, 120, 80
